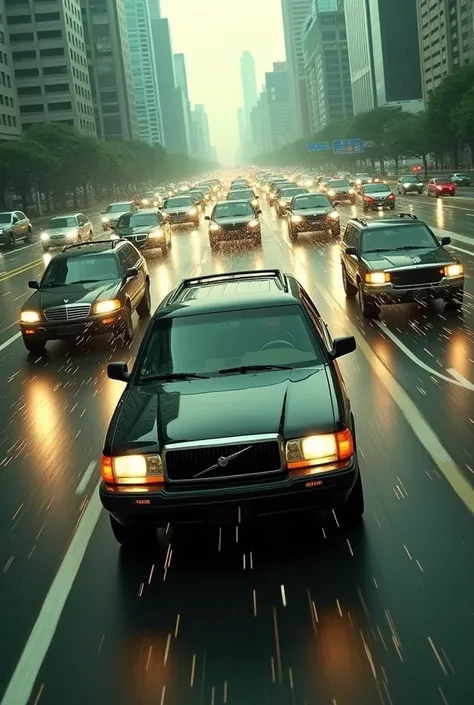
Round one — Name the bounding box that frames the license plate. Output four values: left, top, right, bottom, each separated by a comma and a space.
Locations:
57, 326, 83, 336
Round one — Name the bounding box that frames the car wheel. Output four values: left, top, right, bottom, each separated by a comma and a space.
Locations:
89, 230, 93, 241
109, 515, 157, 548
120, 304, 134, 344
390, 205, 395, 210
8, 232, 15, 248
136, 282, 151, 318
444, 288, 463, 311
358, 283, 380, 318
22, 335, 46, 355
342, 266, 357, 298
339, 472, 364, 524
25, 227, 33, 244
288, 227, 298, 242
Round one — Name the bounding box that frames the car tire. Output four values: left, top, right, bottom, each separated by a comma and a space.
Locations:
444, 288, 463, 311
342, 266, 357, 298
121, 304, 134, 344
110, 515, 157, 548
136, 282, 151, 318
390, 205, 395, 210
42, 244, 49, 252
22, 335, 46, 355
288, 227, 298, 242
8, 232, 15, 248
358, 283, 380, 318
339, 472, 364, 524
25, 227, 33, 244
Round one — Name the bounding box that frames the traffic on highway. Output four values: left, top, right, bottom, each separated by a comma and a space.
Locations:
0, 168, 473, 705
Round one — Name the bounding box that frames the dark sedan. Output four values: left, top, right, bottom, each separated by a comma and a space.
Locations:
326, 179, 356, 205
227, 188, 259, 209
275, 187, 309, 216
361, 183, 396, 211
162, 195, 200, 226
286, 193, 341, 240
114, 209, 172, 255
205, 200, 262, 249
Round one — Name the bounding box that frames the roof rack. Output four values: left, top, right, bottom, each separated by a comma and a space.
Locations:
61, 239, 120, 253
169, 269, 288, 303
352, 217, 368, 227
398, 212, 418, 220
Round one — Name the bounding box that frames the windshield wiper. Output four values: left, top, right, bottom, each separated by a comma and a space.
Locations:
391, 245, 432, 251
140, 372, 210, 382
218, 364, 291, 375
67, 279, 103, 284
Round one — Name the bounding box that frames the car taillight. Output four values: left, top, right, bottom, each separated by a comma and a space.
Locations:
364, 196, 373, 201
388, 194, 394, 199
436, 185, 442, 190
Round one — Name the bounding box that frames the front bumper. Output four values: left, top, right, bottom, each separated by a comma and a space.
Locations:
290, 216, 338, 233
100, 456, 359, 527
363, 200, 395, 209
167, 214, 199, 225
363, 277, 464, 304
121, 235, 166, 250
210, 227, 260, 240
0, 231, 13, 245
20, 309, 124, 341
331, 194, 356, 204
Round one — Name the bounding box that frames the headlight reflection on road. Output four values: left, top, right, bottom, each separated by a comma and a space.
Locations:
435, 198, 445, 229
24, 378, 66, 471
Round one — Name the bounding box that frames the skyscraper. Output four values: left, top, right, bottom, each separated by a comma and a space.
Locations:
124, 0, 164, 145
192, 104, 212, 161
174, 54, 193, 157
0, 1, 21, 140
345, 0, 423, 114
265, 62, 293, 150
280, 0, 313, 140
240, 51, 258, 127
81, 0, 139, 141
4, 0, 96, 136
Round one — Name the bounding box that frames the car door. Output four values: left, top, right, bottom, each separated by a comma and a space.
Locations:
116, 246, 139, 310
77, 214, 87, 239
122, 243, 144, 309
341, 224, 359, 283
14, 211, 27, 239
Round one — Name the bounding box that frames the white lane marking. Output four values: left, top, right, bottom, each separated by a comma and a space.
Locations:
75, 461, 98, 495
0, 332, 21, 352
375, 321, 474, 390
0, 478, 103, 705
433, 227, 474, 247
449, 245, 474, 255
447, 369, 474, 388
0, 241, 38, 256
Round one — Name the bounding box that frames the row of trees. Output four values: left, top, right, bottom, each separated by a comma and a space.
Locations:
255, 65, 474, 176
0, 123, 217, 213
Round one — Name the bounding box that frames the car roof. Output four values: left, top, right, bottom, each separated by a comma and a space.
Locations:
49, 212, 82, 219
123, 208, 158, 215
51, 241, 126, 259
349, 215, 424, 229
214, 199, 253, 206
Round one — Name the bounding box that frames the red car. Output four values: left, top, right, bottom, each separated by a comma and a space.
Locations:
427, 178, 456, 197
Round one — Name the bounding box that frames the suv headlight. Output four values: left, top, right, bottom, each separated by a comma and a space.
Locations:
291, 215, 302, 223
101, 454, 164, 485
279, 199, 286, 206
248, 218, 259, 228
93, 299, 121, 314
149, 228, 163, 238
329, 211, 339, 220
328, 190, 336, 197
21, 310, 41, 323
209, 222, 221, 232
286, 429, 353, 471
102, 216, 109, 223
444, 264, 463, 278
188, 207, 197, 215
41, 232, 50, 240
365, 271, 390, 285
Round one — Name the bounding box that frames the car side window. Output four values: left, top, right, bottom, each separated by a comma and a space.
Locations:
77, 215, 85, 225
123, 243, 140, 268
299, 290, 332, 352
343, 224, 356, 246
116, 249, 130, 274
15, 211, 26, 221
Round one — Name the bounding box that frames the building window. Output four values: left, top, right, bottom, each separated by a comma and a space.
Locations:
15, 67, 39, 77
35, 13, 61, 22
38, 29, 62, 39
43, 65, 67, 75
12, 50, 36, 60
9, 32, 34, 42
48, 101, 72, 111
45, 83, 69, 93
7, 15, 32, 25
17, 85, 42, 96
20, 104, 45, 114
40, 47, 64, 57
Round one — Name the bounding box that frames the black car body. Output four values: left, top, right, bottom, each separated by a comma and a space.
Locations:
187, 190, 206, 208
340, 214, 464, 318
286, 193, 341, 240
114, 209, 172, 254
205, 200, 262, 249
227, 188, 259, 209
19, 240, 151, 354
99, 269, 362, 546
162, 196, 200, 226
266, 179, 292, 204
326, 179, 356, 205
361, 183, 396, 210
230, 179, 249, 190
397, 176, 423, 194
102, 202, 137, 231
275, 187, 309, 216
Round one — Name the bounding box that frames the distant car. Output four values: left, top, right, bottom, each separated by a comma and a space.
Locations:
354, 173, 372, 190
297, 174, 314, 187
205, 199, 262, 250
0, 210, 33, 248
267, 180, 293, 204
227, 188, 259, 209
286, 193, 340, 240
114, 208, 172, 255
450, 172, 470, 187
19, 239, 151, 355
326, 179, 356, 205
275, 187, 309, 216
162, 195, 200, 226
360, 183, 396, 211
397, 176, 423, 195
40, 213, 93, 252
340, 213, 464, 318
427, 178, 456, 197
99, 268, 362, 547
102, 202, 137, 231
139, 191, 160, 208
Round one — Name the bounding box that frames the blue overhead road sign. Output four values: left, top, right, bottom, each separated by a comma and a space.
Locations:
307, 142, 329, 152
333, 138, 365, 155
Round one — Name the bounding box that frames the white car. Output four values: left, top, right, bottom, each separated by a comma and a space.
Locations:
40, 213, 93, 252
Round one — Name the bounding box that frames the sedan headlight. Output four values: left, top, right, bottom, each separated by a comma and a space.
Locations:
102, 216, 109, 223
291, 215, 303, 223
444, 264, 463, 278
93, 299, 121, 315
279, 199, 286, 206
20, 310, 40, 323
286, 429, 354, 471
149, 228, 163, 238
67, 229, 79, 239
355, 179, 362, 185
101, 454, 164, 485
40, 232, 50, 240
209, 222, 221, 232
252, 199, 258, 206
349, 188, 355, 194
141, 199, 149, 205
248, 218, 259, 228
365, 271, 390, 285
188, 207, 197, 215
328, 190, 336, 197
329, 211, 340, 220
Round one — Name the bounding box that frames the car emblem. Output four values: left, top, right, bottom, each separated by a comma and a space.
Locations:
64, 299, 69, 303
193, 446, 251, 478
410, 256, 421, 264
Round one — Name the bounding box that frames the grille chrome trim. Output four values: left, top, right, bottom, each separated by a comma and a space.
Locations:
43, 303, 91, 322
162, 433, 284, 484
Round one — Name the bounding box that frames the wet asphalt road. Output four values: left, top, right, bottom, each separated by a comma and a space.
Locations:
0, 190, 473, 705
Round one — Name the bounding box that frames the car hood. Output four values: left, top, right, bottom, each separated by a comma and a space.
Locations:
364, 190, 392, 198
363, 246, 454, 269
117, 226, 154, 236
24, 280, 121, 310
45, 227, 77, 238
213, 215, 254, 225
108, 367, 335, 452
291, 207, 332, 217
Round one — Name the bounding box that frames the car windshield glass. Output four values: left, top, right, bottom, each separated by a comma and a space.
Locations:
356, 174, 370, 178
213, 202, 254, 217
118, 213, 159, 228
433, 179, 451, 185
292, 195, 331, 209
164, 197, 193, 207
228, 190, 253, 199
401, 177, 418, 182
453, 173, 468, 177
362, 225, 438, 252
41, 254, 120, 287
0, 213, 13, 224
281, 188, 305, 197
107, 203, 131, 213
328, 180, 350, 188
364, 184, 390, 193
48, 217, 77, 229
189, 191, 203, 197
232, 182, 248, 187
136, 305, 322, 379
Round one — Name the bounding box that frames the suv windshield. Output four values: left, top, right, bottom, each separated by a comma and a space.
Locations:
292, 195, 332, 209
48, 217, 77, 229
118, 213, 160, 228
401, 176, 419, 182
364, 184, 390, 193
280, 188, 305, 197
0, 213, 12, 224
328, 180, 350, 188
107, 203, 131, 213
41, 254, 121, 287
228, 190, 253, 199
362, 224, 438, 253
164, 197, 193, 207
213, 202, 254, 218
136, 306, 322, 379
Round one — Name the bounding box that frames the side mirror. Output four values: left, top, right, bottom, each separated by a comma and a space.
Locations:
204, 215, 210, 220
345, 246, 357, 256
107, 362, 130, 382
256, 209, 262, 215
110, 222, 116, 229
28, 280, 39, 289
125, 267, 138, 278
330, 336, 356, 359
440, 236, 451, 246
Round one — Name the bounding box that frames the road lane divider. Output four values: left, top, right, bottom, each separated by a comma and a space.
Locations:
75, 461, 98, 495
0, 332, 21, 352
0, 258, 44, 283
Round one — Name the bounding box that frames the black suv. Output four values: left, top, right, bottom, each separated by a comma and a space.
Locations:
20, 240, 151, 354
205, 200, 262, 249
286, 193, 341, 240
99, 269, 362, 547
340, 214, 464, 318
114, 209, 172, 255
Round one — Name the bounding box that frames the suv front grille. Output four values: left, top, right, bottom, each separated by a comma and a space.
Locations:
44, 304, 91, 322
390, 267, 444, 287
164, 436, 282, 483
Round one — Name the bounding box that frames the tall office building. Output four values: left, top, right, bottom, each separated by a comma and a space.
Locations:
281, 0, 312, 140
265, 61, 293, 150
417, 0, 474, 99
81, 0, 139, 141
147, 2, 188, 153
250, 89, 271, 155
0, 1, 21, 140
192, 104, 212, 161
345, 0, 423, 115
4, 0, 95, 135
124, 0, 164, 145
240, 51, 258, 125
303, 0, 353, 134
174, 54, 193, 156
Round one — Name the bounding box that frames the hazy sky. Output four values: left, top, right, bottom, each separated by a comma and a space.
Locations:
161, 0, 286, 163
